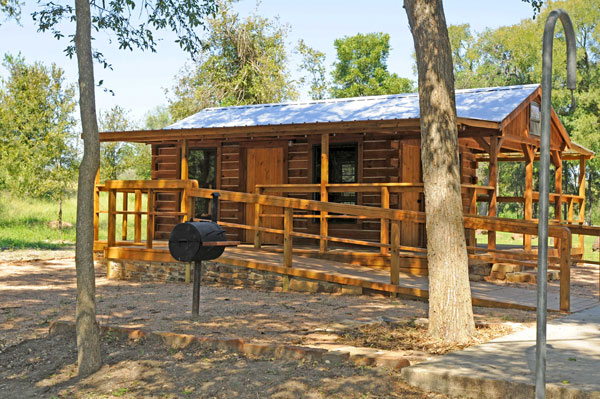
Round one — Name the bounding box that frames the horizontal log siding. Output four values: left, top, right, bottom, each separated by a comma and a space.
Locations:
151, 144, 179, 239
220, 144, 243, 241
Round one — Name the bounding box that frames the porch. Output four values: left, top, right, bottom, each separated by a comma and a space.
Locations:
93, 179, 600, 313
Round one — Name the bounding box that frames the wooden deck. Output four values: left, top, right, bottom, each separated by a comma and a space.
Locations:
103, 243, 599, 313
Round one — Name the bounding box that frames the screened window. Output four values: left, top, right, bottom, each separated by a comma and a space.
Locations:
313, 143, 358, 222
189, 148, 217, 219
530, 101, 541, 136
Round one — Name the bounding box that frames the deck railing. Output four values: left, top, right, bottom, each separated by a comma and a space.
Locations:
255, 182, 494, 253
92, 179, 598, 312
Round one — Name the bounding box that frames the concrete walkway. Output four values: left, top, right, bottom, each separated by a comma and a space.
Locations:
402, 305, 600, 398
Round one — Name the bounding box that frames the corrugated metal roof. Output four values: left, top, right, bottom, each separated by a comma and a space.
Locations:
167, 84, 539, 130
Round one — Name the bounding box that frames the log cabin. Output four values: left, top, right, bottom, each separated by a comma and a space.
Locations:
96, 84, 598, 311
99, 83, 592, 247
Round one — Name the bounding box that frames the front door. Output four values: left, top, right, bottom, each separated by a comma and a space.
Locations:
400, 143, 424, 247
245, 146, 284, 244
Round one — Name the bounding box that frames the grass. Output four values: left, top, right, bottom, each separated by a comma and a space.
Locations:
476, 230, 598, 262
0, 191, 77, 250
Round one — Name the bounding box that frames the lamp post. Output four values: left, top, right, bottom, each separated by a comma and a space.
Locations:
536, 9, 577, 399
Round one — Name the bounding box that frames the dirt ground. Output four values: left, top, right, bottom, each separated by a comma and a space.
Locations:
0, 330, 452, 399
1, 249, 594, 398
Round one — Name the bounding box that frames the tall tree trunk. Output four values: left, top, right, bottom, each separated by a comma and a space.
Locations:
404, 0, 475, 343
74, 0, 102, 376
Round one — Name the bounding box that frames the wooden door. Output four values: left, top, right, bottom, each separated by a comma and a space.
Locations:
400, 143, 423, 247
245, 146, 284, 244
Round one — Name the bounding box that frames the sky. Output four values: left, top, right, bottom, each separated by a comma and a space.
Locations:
0, 0, 536, 124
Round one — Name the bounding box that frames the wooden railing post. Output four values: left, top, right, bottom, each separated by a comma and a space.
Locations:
93, 169, 100, 241
180, 186, 189, 222
121, 191, 128, 241
578, 156, 586, 250
524, 145, 534, 251
107, 188, 116, 248
390, 220, 400, 286
254, 186, 263, 249
488, 138, 499, 250
146, 189, 154, 249
380, 187, 390, 255
559, 231, 572, 312
284, 207, 293, 268
134, 189, 142, 243
320, 133, 329, 253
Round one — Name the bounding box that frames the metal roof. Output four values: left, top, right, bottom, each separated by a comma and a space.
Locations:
167, 84, 540, 130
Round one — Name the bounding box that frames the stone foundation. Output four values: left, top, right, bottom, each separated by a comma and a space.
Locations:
101, 258, 367, 295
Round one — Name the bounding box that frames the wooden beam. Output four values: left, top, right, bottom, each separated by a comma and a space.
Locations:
320, 132, 329, 253
146, 189, 154, 249
553, 150, 563, 249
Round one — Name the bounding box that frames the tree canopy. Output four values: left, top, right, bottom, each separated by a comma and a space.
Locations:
0, 54, 78, 204
331, 32, 414, 98
168, 0, 296, 120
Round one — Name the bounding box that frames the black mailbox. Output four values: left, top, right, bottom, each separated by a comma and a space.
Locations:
169, 221, 227, 262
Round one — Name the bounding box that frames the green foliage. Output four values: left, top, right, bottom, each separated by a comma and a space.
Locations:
99, 106, 151, 181
144, 106, 173, 130
331, 32, 414, 98
0, 191, 76, 249
296, 39, 328, 100
32, 0, 218, 69
0, 54, 78, 209
0, 0, 21, 23
168, 0, 297, 120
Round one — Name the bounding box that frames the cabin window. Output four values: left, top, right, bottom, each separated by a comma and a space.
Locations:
312, 143, 358, 223
188, 148, 217, 219
530, 101, 541, 136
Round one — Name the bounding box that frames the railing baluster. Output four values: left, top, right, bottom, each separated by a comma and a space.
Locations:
134, 189, 142, 243
146, 189, 154, 249
391, 220, 400, 286
380, 187, 390, 255
254, 186, 263, 249
122, 191, 128, 241
107, 188, 116, 248
284, 207, 293, 268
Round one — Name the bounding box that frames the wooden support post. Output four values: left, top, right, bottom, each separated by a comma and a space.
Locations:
93, 169, 100, 241
121, 192, 128, 241
107, 189, 116, 247
488, 138, 499, 249
320, 133, 329, 253
134, 189, 142, 243
283, 207, 293, 268
180, 187, 189, 222
254, 187, 263, 249
146, 189, 154, 249
578, 157, 586, 250
467, 187, 477, 251
568, 198, 574, 224
559, 233, 571, 312
181, 139, 189, 179
390, 220, 400, 286
553, 150, 563, 249
524, 145, 534, 251
380, 187, 390, 255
